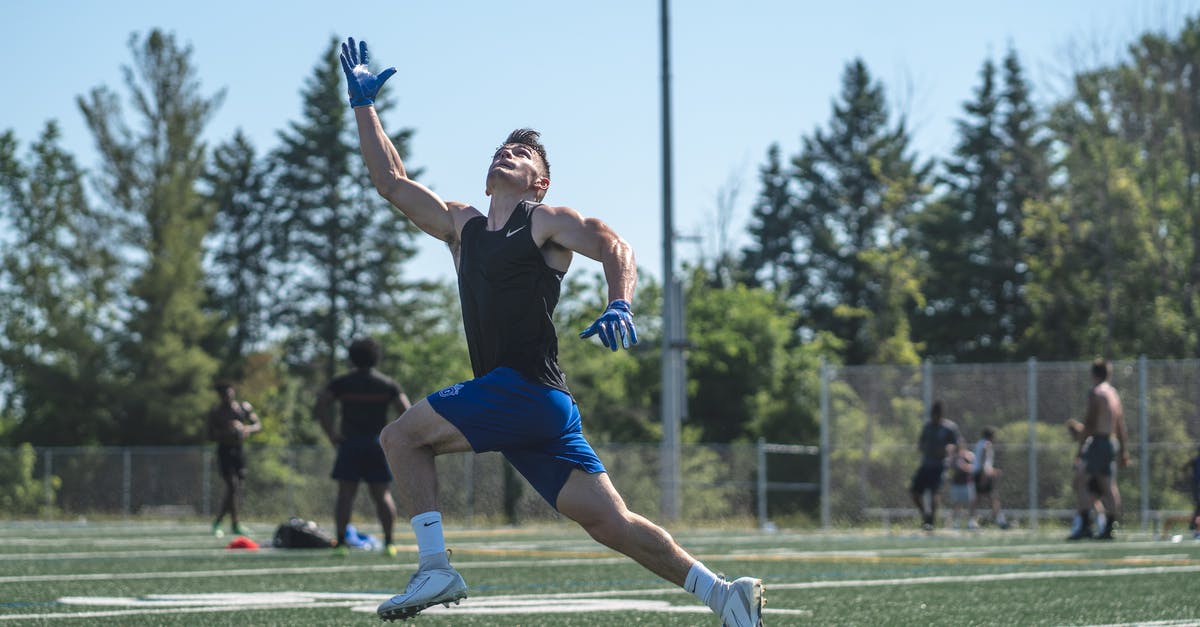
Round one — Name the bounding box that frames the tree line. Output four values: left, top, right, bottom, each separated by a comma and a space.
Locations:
3, 19, 1200, 448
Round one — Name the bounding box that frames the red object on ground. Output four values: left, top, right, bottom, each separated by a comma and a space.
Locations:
226, 535, 260, 550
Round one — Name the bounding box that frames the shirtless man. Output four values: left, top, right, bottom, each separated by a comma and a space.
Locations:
1071, 359, 1129, 540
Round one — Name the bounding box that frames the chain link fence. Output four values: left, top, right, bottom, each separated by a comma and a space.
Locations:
823, 357, 1200, 530
4, 358, 1198, 531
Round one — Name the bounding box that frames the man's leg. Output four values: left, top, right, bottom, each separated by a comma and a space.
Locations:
366, 482, 397, 547
556, 470, 763, 626
379, 399, 472, 517
1095, 474, 1119, 538
556, 470, 693, 584
1068, 468, 1094, 539
213, 474, 233, 536
376, 400, 472, 620
335, 480, 359, 547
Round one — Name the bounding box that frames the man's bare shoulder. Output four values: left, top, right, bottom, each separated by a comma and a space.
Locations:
444, 202, 484, 237
446, 201, 483, 218
532, 202, 580, 217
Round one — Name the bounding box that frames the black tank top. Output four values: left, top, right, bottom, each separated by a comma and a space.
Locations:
457, 200, 568, 392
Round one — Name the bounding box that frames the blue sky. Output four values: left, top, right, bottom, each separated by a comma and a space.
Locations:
2, 1, 1197, 286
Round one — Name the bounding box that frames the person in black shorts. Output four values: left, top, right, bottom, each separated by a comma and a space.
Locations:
338, 36, 763, 625
207, 380, 261, 537
315, 337, 411, 556
910, 400, 961, 531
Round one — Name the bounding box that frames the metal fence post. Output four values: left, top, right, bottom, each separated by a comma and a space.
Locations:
1027, 357, 1038, 530
819, 358, 830, 529
202, 448, 212, 516
756, 438, 768, 530
922, 359, 933, 418
122, 447, 132, 517
1138, 355, 1149, 529
43, 448, 54, 512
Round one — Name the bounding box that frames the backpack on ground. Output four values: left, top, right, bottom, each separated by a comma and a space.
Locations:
272, 517, 336, 548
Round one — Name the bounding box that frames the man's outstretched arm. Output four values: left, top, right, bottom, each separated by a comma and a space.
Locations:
340, 37, 457, 243
538, 205, 638, 351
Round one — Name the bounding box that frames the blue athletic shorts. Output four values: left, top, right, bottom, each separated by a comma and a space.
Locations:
427, 367, 606, 509
331, 436, 393, 483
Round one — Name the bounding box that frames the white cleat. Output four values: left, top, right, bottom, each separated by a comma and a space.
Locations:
719, 576, 765, 627
376, 566, 468, 622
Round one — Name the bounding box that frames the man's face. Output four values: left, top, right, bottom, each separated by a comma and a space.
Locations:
218, 386, 234, 402
486, 143, 548, 197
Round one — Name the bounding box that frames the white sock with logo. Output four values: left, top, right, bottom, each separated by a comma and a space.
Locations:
684, 561, 725, 612
411, 512, 448, 569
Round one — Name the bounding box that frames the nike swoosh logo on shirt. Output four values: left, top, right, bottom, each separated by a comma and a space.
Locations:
506, 226, 526, 238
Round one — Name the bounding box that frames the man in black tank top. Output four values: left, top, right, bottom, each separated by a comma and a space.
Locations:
315, 338, 410, 555
341, 37, 763, 625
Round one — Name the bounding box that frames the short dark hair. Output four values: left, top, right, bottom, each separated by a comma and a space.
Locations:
501, 128, 550, 181
213, 379, 233, 393
982, 426, 995, 440
348, 337, 381, 369
930, 400, 943, 420
1091, 358, 1110, 381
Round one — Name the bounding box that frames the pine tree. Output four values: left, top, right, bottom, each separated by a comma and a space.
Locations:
789, 59, 931, 364
272, 38, 420, 381
77, 30, 222, 444
914, 53, 1045, 362
202, 130, 276, 376
0, 123, 124, 444
740, 143, 797, 292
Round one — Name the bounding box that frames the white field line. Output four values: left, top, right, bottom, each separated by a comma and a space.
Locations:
0, 537, 1183, 564
2, 564, 1198, 622
0, 556, 631, 584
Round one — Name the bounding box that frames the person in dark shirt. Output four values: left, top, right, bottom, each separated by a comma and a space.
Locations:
910, 400, 961, 532
315, 337, 411, 556
207, 380, 261, 537
339, 36, 763, 625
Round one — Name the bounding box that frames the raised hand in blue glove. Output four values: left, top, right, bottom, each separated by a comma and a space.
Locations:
579, 299, 638, 352
338, 37, 396, 108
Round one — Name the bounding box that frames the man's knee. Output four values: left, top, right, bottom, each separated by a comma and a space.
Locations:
380, 407, 431, 450
578, 509, 627, 545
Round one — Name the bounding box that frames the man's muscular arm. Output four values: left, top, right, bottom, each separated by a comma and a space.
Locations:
535, 204, 639, 351
537, 204, 636, 302
341, 37, 459, 244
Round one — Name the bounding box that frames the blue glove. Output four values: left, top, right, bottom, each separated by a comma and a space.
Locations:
579, 300, 638, 352
339, 37, 396, 108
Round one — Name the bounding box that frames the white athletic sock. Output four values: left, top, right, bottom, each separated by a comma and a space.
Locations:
684, 561, 724, 612
411, 512, 447, 567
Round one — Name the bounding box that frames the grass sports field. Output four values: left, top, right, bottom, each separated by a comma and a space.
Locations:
1, 520, 1199, 626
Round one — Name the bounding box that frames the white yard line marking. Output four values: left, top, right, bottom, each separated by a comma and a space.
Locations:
770, 564, 1200, 590
0, 557, 630, 584
4, 564, 1197, 622
0, 592, 812, 621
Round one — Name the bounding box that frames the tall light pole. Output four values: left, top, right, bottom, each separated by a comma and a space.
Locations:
659, 0, 684, 521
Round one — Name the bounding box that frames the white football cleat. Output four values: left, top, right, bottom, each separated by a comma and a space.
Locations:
718, 576, 765, 627
376, 565, 468, 621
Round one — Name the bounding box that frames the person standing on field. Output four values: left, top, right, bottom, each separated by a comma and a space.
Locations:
207, 380, 261, 537
338, 36, 764, 625
1068, 359, 1129, 540
910, 400, 961, 532
969, 426, 1008, 530
315, 337, 411, 557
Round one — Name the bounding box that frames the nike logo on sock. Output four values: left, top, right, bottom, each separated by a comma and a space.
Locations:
506, 226, 526, 238
423, 520, 440, 527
